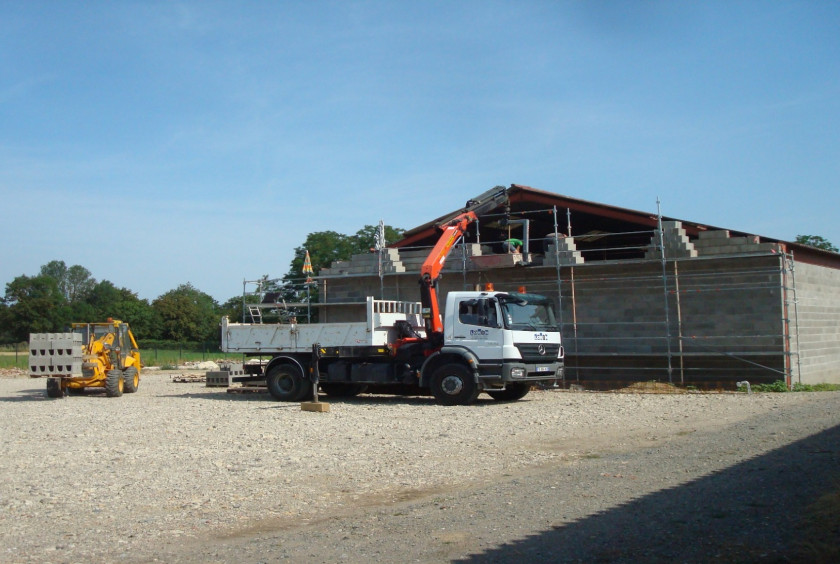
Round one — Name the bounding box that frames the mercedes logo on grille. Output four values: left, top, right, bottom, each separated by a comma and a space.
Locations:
538, 344, 546, 356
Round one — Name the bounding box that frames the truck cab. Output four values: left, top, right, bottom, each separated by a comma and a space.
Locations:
420, 291, 563, 404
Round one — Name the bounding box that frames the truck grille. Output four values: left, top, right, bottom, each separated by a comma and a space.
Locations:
515, 343, 561, 363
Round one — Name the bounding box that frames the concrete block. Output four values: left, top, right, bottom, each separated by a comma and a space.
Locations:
206, 371, 232, 387
301, 401, 330, 412
698, 230, 731, 239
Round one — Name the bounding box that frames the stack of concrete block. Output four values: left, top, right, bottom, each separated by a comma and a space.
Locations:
28, 332, 83, 377
397, 244, 484, 273
544, 235, 585, 266
693, 230, 783, 256
645, 221, 698, 259
206, 362, 245, 387
320, 248, 406, 276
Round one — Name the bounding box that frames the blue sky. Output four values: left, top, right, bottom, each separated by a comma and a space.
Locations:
2, 1, 838, 303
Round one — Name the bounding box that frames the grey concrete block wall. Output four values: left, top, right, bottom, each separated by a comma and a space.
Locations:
315, 241, 836, 385
790, 261, 840, 385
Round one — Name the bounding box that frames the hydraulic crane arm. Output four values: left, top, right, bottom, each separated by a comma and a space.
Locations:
419, 186, 509, 340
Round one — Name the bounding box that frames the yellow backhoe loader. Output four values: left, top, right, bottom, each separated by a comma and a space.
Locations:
29, 319, 141, 398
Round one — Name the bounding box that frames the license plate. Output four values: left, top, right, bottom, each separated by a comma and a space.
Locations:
536, 366, 551, 372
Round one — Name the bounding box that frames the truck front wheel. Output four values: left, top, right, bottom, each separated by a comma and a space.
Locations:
430, 363, 479, 406
266, 363, 312, 402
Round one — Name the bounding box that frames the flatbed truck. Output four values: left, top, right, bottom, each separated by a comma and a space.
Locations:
220, 186, 563, 405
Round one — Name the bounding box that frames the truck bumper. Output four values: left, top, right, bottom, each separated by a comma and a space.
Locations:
480, 361, 564, 385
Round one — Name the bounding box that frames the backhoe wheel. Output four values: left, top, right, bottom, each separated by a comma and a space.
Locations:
105, 369, 124, 397
430, 363, 479, 406
265, 363, 312, 402
123, 366, 139, 393
487, 382, 531, 402
46, 378, 64, 398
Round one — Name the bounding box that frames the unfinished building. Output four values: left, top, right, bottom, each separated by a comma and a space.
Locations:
310, 185, 840, 388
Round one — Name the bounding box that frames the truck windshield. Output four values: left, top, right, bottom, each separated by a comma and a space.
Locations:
498, 293, 558, 331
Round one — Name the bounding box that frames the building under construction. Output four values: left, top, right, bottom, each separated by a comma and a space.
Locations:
300, 185, 840, 388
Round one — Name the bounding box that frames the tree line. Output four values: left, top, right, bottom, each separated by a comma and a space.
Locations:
0, 224, 403, 346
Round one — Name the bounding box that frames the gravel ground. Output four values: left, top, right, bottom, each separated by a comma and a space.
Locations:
1, 371, 838, 563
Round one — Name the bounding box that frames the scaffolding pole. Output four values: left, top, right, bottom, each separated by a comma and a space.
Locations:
657, 198, 674, 384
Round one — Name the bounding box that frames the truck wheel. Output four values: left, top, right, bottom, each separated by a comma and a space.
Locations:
320, 383, 367, 398
123, 366, 140, 393
487, 383, 531, 401
265, 364, 311, 402
430, 363, 479, 406
105, 369, 124, 397
46, 378, 64, 398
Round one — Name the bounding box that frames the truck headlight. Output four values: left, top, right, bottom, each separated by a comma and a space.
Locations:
511, 367, 525, 378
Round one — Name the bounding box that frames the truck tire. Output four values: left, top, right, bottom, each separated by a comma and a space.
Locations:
266, 363, 311, 402
46, 378, 64, 398
430, 363, 479, 406
486, 382, 531, 401
319, 383, 367, 398
105, 369, 124, 397
123, 366, 139, 393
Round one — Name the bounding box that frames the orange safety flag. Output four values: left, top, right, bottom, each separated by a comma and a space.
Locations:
302, 250, 313, 284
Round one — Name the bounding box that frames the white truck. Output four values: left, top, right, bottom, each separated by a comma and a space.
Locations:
220, 187, 563, 405
220, 290, 563, 405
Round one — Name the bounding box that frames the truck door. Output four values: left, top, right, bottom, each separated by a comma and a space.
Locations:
451, 297, 504, 365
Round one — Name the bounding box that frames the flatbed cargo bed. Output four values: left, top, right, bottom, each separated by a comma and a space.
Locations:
221, 297, 425, 354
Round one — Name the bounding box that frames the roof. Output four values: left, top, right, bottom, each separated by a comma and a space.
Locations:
392, 184, 840, 267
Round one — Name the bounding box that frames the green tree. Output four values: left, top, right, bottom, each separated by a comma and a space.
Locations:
795, 235, 838, 252
85, 281, 160, 339
277, 224, 404, 321
152, 283, 219, 342
39, 260, 96, 302
2, 275, 69, 341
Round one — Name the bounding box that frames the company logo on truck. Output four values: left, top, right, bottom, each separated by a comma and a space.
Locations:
534, 332, 548, 341
470, 328, 489, 337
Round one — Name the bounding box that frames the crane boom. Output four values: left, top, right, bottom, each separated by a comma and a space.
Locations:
419, 186, 509, 340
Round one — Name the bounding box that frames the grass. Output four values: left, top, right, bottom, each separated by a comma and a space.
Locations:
745, 380, 840, 393
0, 349, 242, 370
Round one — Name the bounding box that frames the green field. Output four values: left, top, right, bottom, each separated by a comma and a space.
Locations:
0, 349, 243, 370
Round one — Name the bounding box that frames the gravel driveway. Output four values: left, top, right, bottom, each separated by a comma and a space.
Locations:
1, 371, 837, 563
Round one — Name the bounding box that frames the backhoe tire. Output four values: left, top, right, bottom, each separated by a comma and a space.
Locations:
430, 363, 479, 406
46, 378, 64, 398
265, 363, 311, 402
105, 369, 124, 397
486, 382, 531, 401
123, 366, 139, 393
319, 383, 367, 398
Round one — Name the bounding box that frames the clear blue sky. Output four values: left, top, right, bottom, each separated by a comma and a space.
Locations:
2, 1, 838, 303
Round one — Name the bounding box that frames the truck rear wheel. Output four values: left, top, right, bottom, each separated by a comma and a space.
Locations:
486, 383, 531, 401
123, 366, 139, 393
430, 363, 479, 406
266, 363, 311, 402
105, 369, 124, 397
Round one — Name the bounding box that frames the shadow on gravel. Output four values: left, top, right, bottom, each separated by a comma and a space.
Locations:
0, 389, 51, 402
457, 423, 840, 563
158, 390, 512, 407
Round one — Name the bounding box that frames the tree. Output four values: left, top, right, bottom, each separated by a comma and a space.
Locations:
276, 224, 405, 321
2, 275, 69, 341
282, 225, 405, 283
85, 281, 160, 339
152, 283, 219, 342
795, 235, 838, 253
39, 260, 96, 302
